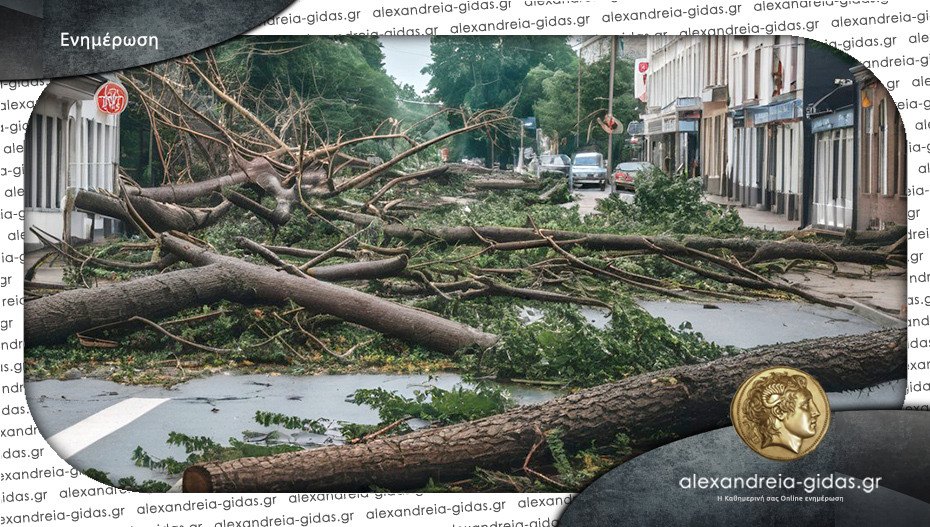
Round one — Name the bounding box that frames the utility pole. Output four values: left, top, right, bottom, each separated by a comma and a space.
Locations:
606, 35, 617, 193
576, 46, 582, 151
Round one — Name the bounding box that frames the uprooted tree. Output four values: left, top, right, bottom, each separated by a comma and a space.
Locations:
25, 37, 907, 492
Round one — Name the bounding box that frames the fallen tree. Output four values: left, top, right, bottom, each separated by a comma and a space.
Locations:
25, 234, 498, 354
381, 226, 895, 266
72, 188, 233, 234
310, 212, 894, 267
182, 328, 905, 492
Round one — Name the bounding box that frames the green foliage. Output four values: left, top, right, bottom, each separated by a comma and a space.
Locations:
424, 36, 574, 112
484, 302, 730, 388
534, 69, 578, 143
82, 469, 172, 493
612, 432, 633, 457
592, 167, 748, 236
423, 36, 575, 162
532, 46, 643, 160
340, 383, 513, 440
545, 429, 578, 487
132, 431, 303, 476
253, 411, 327, 434
351, 383, 512, 425
217, 37, 398, 140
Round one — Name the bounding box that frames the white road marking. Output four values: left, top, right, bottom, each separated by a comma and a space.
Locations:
46, 398, 170, 459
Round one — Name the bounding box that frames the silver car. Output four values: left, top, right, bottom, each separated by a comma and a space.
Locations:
570, 152, 607, 190
535, 154, 572, 176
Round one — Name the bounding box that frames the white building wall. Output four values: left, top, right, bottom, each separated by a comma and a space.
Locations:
25, 89, 120, 248
645, 36, 704, 112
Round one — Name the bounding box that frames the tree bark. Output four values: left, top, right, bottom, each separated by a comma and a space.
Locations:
26, 235, 498, 355
843, 224, 907, 246
25, 265, 244, 347
371, 224, 893, 266
305, 255, 408, 282
182, 328, 905, 492
123, 156, 327, 205
73, 189, 232, 233
466, 179, 540, 190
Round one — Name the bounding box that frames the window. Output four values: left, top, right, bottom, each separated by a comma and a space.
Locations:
69, 117, 117, 194
879, 99, 889, 195
742, 53, 749, 102
832, 130, 841, 201
862, 101, 872, 194
24, 113, 62, 210
788, 39, 799, 91
780, 126, 786, 190
717, 115, 724, 176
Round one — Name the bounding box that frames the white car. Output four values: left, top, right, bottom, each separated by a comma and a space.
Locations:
570, 152, 607, 190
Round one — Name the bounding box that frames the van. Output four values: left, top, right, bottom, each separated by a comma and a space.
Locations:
570, 152, 607, 190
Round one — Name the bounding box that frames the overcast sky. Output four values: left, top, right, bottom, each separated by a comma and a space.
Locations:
379, 36, 433, 96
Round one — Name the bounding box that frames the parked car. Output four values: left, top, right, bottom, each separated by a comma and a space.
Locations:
613, 161, 654, 191
570, 152, 607, 190
534, 154, 572, 176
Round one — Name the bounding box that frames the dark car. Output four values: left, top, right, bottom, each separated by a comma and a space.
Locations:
613, 161, 654, 191
534, 154, 572, 176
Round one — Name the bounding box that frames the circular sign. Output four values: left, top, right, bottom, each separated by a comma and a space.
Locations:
95, 81, 128, 114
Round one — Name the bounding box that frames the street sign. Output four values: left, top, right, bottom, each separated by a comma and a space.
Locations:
95, 81, 128, 115
598, 114, 622, 135
522, 117, 537, 130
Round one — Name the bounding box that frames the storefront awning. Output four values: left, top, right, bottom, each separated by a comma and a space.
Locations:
745, 99, 803, 126
811, 107, 854, 133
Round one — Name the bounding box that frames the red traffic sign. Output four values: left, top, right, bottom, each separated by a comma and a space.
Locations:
95, 81, 128, 114
598, 114, 622, 135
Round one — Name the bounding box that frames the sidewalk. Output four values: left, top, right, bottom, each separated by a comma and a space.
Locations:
703, 194, 905, 323
704, 193, 799, 232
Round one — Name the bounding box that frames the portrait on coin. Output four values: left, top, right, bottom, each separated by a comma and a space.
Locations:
741, 371, 822, 455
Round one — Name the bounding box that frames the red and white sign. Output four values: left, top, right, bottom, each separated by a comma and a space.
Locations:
598, 114, 621, 135
634, 59, 649, 103
95, 81, 128, 114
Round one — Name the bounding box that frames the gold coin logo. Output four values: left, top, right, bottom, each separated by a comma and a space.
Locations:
730, 366, 830, 461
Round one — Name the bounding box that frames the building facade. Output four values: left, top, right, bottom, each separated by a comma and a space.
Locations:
851, 64, 908, 230
728, 36, 806, 220
700, 36, 729, 196
641, 36, 704, 176
635, 36, 901, 232
24, 75, 122, 251
799, 42, 859, 230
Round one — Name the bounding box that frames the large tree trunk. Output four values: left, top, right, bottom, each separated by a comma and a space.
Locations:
123, 157, 326, 204
26, 235, 498, 354
182, 328, 905, 492
374, 224, 893, 266
25, 264, 243, 346
73, 189, 232, 233
313, 208, 894, 266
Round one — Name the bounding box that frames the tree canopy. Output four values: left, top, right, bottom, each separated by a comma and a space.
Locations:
422, 36, 575, 164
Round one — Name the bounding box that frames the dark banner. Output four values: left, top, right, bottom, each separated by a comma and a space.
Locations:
0, 0, 293, 79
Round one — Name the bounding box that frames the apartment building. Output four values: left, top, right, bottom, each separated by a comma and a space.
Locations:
640, 36, 703, 175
